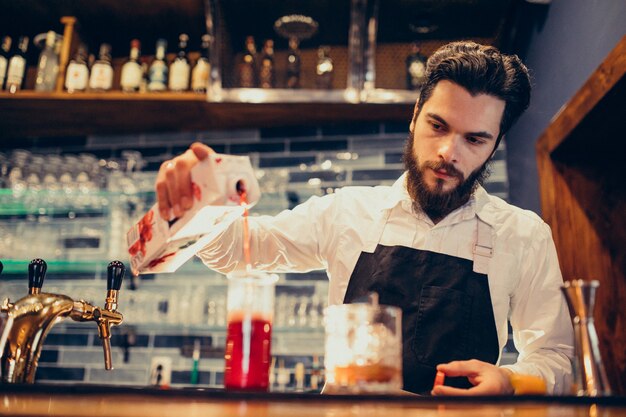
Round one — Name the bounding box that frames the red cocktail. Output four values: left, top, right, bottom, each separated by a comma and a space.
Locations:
224, 311, 272, 390
223, 270, 278, 391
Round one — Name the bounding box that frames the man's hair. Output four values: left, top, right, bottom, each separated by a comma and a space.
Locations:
416, 41, 531, 147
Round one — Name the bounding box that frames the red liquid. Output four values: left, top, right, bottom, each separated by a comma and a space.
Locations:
224, 313, 272, 391
239, 190, 251, 268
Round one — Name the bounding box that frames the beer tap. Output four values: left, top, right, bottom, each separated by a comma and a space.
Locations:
0, 259, 126, 383
70, 261, 125, 370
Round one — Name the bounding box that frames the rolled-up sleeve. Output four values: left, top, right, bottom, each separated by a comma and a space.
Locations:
501, 222, 574, 394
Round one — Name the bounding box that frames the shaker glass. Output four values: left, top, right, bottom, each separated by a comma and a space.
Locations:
324, 303, 402, 393
224, 270, 278, 391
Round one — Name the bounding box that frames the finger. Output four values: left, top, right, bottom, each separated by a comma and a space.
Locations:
437, 360, 482, 377
164, 161, 182, 218
177, 150, 195, 210
190, 142, 214, 160
432, 385, 488, 396
156, 161, 173, 219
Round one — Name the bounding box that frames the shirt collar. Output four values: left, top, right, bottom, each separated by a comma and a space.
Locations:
385, 172, 497, 227
382, 172, 411, 211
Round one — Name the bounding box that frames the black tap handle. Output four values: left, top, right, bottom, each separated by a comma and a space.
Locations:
107, 261, 125, 291
28, 258, 47, 290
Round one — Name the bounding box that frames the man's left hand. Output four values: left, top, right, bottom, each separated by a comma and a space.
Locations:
431, 359, 514, 396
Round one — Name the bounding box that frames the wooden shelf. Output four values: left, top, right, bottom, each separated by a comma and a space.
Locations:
0, 91, 414, 139
536, 35, 626, 394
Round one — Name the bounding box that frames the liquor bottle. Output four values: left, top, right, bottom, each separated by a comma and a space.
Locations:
148, 39, 168, 92
0, 36, 11, 90
88, 43, 114, 91
258, 39, 275, 89
406, 43, 427, 90
315, 46, 333, 90
34, 31, 60, 92
65, 44, 89, 93
169, 34, 190, 92
237, 36, 257, 88
191, 34, 211, 93
286, 38, 301, 89
5, 36, 29, 94
139, 59, 149, 93
120, 39, 142, 93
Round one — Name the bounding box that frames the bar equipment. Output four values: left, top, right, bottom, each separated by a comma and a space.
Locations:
223, 270, 278, 391
274, 15, 319, 89
561, 279, 612, 396
347, 0, 379, 101
0, 259, 125, 383
324, 296, 402, 393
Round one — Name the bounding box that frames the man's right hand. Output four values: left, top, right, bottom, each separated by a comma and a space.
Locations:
155, 142, 214, 220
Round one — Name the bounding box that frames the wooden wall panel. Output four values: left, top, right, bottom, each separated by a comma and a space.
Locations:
536, 35, 626, 394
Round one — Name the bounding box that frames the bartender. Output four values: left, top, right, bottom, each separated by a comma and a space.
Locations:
155, 41, 573, 396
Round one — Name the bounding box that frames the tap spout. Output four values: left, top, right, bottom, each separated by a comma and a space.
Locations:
0, 293, 75, 383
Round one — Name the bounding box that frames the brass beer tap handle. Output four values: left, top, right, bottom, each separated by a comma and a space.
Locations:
97, 261, 126, 370
28, 259, 47, 295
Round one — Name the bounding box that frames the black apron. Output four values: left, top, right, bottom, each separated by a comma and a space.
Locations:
343, 216, 500, 395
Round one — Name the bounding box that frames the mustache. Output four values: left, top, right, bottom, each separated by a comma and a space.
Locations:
421, 160, 464, 182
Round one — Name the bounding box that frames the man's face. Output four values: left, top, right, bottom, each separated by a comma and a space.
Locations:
404, 80, 505, 221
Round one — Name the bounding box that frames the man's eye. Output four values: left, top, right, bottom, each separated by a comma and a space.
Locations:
431, 122, 442, 130
467, 137, 483, 145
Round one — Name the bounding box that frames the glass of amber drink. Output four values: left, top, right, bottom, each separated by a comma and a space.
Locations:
223, 270, 278, 391
324, 303, 402, 393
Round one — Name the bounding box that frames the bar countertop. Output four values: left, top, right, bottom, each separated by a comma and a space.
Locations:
1, 384, 625, 417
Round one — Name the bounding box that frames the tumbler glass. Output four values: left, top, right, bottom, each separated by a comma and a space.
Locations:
324, 303, 402, 393
224, 270, 278, 391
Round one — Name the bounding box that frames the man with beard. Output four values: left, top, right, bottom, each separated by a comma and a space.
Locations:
155, 42, 573, 395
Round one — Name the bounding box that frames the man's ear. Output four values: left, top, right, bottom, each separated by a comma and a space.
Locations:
410, 101, 420, 134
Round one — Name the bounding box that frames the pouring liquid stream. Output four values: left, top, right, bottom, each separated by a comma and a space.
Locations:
238, 187, 252, 271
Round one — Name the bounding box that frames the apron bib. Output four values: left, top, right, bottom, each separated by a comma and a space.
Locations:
343, 213, 500, 394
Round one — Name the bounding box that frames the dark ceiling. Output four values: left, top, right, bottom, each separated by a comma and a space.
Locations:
0, 0, 521, 60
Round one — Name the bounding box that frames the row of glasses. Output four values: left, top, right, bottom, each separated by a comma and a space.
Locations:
0, 149, 148, 262
275, 293, 326, 329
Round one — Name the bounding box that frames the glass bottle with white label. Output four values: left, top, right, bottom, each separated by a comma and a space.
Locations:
6, 36, 29, 94
88, 43, 114, 91
169, 34, 190, 92
148, 39, 168, 92
0, 36, 12, 90
34, 31, 60, 92
191, 34, 211, 93
120, 39, 142, 93
65, 44, 89, 93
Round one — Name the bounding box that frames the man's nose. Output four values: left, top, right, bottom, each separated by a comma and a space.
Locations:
437, 134, 462, 162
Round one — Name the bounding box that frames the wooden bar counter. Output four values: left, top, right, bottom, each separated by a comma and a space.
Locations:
1, 385, 625, 417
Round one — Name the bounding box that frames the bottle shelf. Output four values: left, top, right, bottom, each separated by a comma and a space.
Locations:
0, 90, 414, 139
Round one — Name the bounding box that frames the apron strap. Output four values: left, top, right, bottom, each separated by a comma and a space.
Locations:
363, 208, 393, 253
472, 217, 493, 274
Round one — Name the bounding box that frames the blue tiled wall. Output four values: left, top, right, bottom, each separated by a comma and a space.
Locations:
0, 121, 514, 388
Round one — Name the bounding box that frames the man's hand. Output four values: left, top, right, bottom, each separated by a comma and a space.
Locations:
155, 142, 214, 220
431, 359, 514, 396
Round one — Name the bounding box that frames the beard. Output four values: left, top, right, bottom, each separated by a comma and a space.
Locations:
403, 134, 492, 223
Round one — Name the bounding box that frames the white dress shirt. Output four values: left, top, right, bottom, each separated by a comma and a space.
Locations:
198, 173, 574, 394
